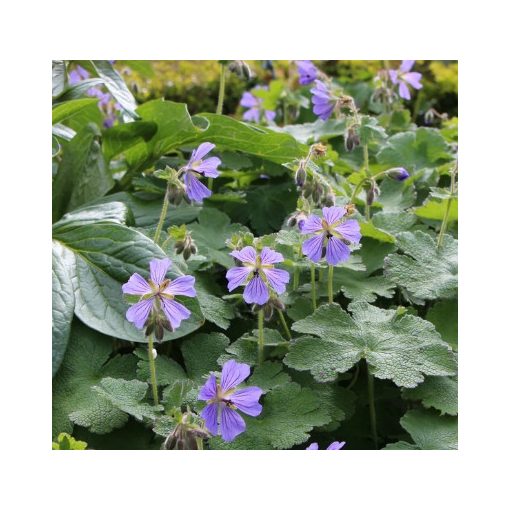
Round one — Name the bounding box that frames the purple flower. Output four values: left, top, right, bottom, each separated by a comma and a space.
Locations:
311, 80, 336, 121
182, 142, 221, 203
68, 65, 89, 85
389, 60, 423, 100
296, 60, 318, 85
306, 441, 346, 450
226, 247, 290, 305
386, 167, 410, 181
198, 359, 263, 442
122, 258, 196, 332
300, 206, 361, 265
240, 89, 276, 124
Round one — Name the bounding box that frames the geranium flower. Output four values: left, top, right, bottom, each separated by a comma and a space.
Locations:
311, 80, 336, 120
182, 142, 221, 203
68, 65, 89, 85
296, 60, 318, 85
386, 167, 410, 181
122, 258, 196, 332
300, 206, 361, 265
198, 359, 263, 442
240, 88, 276, 123
306, 441, 346, 450
226, 247, 290, 305
389, 60, 423, 100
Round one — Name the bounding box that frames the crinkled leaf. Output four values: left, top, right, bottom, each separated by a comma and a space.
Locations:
135, 348, 186, 386
399, 409, 457, 450
372, 211, 416, 235
403, 376, 458, 416
375, 179, 417, 212
275, 119, 346, 144
359, 115, 387, 144
415, 197, 458, 221
248, 362, 291, 392
52, 433, 87, 450
162, 380, 198, 410
426, 300, 458, 350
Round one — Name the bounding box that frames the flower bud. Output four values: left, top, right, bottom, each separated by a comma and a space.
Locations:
295, 160, 307, 188
311, 143, 327, 158
174, 240, 185, 255
345, 127, 360, 152
345, 203, 356, 216
287, 215, 297, 228
322, 190, 336, 207
312, 181, 324, 203
385, 167, 410, 181
424, 109, 435, 125
366, 180, 380, 206
228, 60, 253, 80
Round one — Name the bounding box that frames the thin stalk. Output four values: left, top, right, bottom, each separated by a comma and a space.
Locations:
437, 164, 457, 248
147, 334, 159, 406
310, 264, 317, 310
328, 264, 334, 304
258, 310, 265, 366
346, 362, 360, 390
293, 267, 300, 291
363, 144, 371, 220
277, 309, 291, 341
216, 63, 226, 115
367, 366, 378, 449
154, 182, 171, 245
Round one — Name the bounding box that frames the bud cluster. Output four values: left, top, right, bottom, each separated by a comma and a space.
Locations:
162, 410, 210, 450
174, 234, 197, 260
251, 296, 286, 321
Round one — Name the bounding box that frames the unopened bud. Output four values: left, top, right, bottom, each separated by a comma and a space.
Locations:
345, 127, 360, 152
228, 60, 253, 80
366, 180, 380, 206
295, 161, 307, 188
312, 181, 323, 203
385, 167, 410, 181
322, 191, 336, 207
424, 109, 435, 125
174, 241, 185, 255
311, 143, 327, 158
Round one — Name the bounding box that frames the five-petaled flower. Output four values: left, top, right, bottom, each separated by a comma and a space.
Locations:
306, 441, 346, 450
182, 142, 221, 203
311, 80, 336, 121
240, 88, 276, 124
300, 206, 361, 265
226, 246, 290, 305
198, 359, 263, 442
296, 60, 318, 85
389, 60, 423, 100
122, 258, 196, 334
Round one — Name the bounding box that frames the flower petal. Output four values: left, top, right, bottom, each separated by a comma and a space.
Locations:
198, 374, 218, 401
190, 142, 215, 163
300, 214, 323, 234
336, 219, 361, 243
184, 172, 212, 203
221, 359, 251, 391
195, 156, 221, 178
240, 91, 259, 108
165, 275, 196, 297
243, 107, 260, 122
306, 443, 319, 450
243, 275, 270, 305
230, 246, 257, 264
220, 406, 246, 442
226, 266, 253, 292
297, 60, 318, 85
327, 441, 346, 450
388, 69, 398, 84
260, 247, 284, 265
403, 72, 423, 90
262, 268, 290, 294
302, 234, 325, 262
230, 386, 263, 416
398, 81, 411, 100
322, 206, 346, 226
122, 273, 151, 295
201, 403, 219, 436
126, 298, 154, 329
325, 236, 350, 265
265, 110, 276, 122
160, 297, 191, 330
400, 60, 415, 73
149, 258, 171, 285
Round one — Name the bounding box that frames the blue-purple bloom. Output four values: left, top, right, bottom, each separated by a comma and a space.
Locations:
182, 142, 221, 203
226, 247, 290, 305
296, 60, 318, 85
240, 88, 276, 123
68, 65, 89, 85
122, 258, 196, 331
311, 80, 336, 121
198, 359, 263, 442
389, 60, 423, 100
386, 167, 410, 181
300, 206, 361, 265
306, 441, 346, 450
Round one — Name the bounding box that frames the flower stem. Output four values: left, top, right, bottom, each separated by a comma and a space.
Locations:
437, 162, 457, 249
328, 264, 334, 304
293, 266, 300, 291
366, 365, 378, 449
277, 309, 291, 341
310, 264, 317, 310
216, 62, 226, 115
363, 144, 371, 220
258, 310, 265, 366
154, 182, 170, 245
147, 334, 159, 406
346, 362, 360, 390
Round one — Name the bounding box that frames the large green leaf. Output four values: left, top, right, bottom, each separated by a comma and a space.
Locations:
415, 197, 458, 221
102, 121, 158, 161
284, 303, 457, 387
384, 231, 458, 301
426, 300, 458, 350
403, 376, 458, 416
273, 119, 346, 144
52, 98, 98, 125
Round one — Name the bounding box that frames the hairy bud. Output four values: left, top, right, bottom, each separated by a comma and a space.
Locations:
385, 167, 410, 181
228, 60, 253, 80
366, 180, 380, 206
345, 126, 360, 152
295, 160, 307, 188
311, 143, 327, 158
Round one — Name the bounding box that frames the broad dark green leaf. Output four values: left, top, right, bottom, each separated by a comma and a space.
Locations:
399, 409, 457, 450
403, 376, 458, 416
102, 121, 158, 161
52, 98, 99, 125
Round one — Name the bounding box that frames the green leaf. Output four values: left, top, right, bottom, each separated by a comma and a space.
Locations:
248, 361, 292, 392
426, 300, 458, 350
285, 303, 456, 387
360, 220, 396, 243
52, 244, 75, 376
52, 60, 66, 97
359, 238, 396, 274
52, 433, 87, 450
274, 119, 346, 144
334, 268, 395, 303
54, 78, 104, 103
102, 121, 158, 161
359, 115, 387, 145
399, 409, 457, 450
375, 179, 417, 212
52, 124, 114, 221
52, 98, 99, 125
415, 197, 458, 221
181, 333, 230, 381
195, 276, 235, 330
135, 348, 186, 386
52, 322, 138, 438
91, 60, 139, 118
403, 376, 458, 416
372, 211, 416, 235
53, 201, 132, 230
384, 231, 458, 301
383, 441, 420, 450
162, 379, 198, 410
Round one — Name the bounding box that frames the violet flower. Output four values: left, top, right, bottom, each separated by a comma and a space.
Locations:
240, 88, 276, 123
389, 60, 423, 100
182, 142, 221, 203
306, 441, 346, 450
122, 258, 196, 332
198, 359, 263, 442
300, 206, 361, 265
226, 247, 290, 305
296, 60, 318, 85
68, 65, 89, 85
386, 167, 410, 181
311, 80, 336, 121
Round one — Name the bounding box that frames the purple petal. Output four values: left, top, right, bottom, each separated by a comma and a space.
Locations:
335, 219, 361, 243
302, 234, 325, 262
262, 268, 290, 295
327, 441, 346, 450
149, 258, 171, 285
243, 107, 261, 122
322, 206, 346, 226
230, 386, 263, 416
198, 374, 218, 401
310, 80, 330, 98
300, 214, 323, 234
297, 60, 318, 85
184, 172, 212, 203
325, 237, 350, 265
260, 247, 284, 265
201, 403, 219, 436
221, 359, 251, 391
226, 266, 253, 292
388, 69, 398, 84
240, 91, 259, 108
243, 275, 270, 305
195, 156, 221, 178
165, 275, 196, 297
400, 60, 415, 73
220, 406, 246, 442
190, 142, 215, 163
230, 246, 257, 264
313, 102, 334, 121
403, 72, 423, 90
265, 110, 276, 122
160, 297, 191, 330
306, 443, 319, 450
126, 298, 154, 329
122, 273, 151, 295
398, 81, 411, 100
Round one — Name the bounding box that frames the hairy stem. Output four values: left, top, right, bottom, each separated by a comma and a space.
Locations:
367, 366, 378, 449
277, 309, 292, 341
216, 63, 226, 115
154, 182, 170, 245
437, 163, 457, 248
147, 334, 159, 406
328, 264, 334, 304
310, 264, 317, 310
293, 266, 300, 291
363, 144, 371, 220
258, 310, 265, 366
